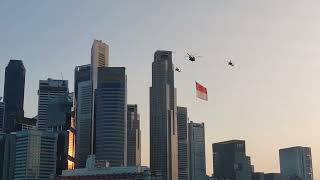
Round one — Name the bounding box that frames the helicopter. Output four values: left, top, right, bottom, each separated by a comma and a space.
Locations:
175, 67, 182, 72
186, 53, 202, 62
227, 60, 235, 67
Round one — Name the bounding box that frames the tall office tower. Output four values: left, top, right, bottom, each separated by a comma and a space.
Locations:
74, 64, 92, 168
177, 106, 189, 180
95, 67, 127, 167
14, 130, 57, 180
150, 50, 178, 180
37, 78, 69, 131
213, 140, 253, 180
188, 121, 206, 180
3, 60, 25, 133
279, 146, 313, 180
47, 93, 73, 175
90, 40, 109, 155
0, 133, 16, 180
91, 40, 109, 89
0, 100, 4, 132
127, 104, 141, 166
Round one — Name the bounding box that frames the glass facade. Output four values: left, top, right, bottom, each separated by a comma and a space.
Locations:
150, 50, 178, 180
280, 146, 313, 180
95, 67, 127, 167
14, 130, 57, 180
188, 121, 206, 180
177, 106, 189, 180
127, 104, 141, 166
213, 140, 252, 180
75, 80, 92, 168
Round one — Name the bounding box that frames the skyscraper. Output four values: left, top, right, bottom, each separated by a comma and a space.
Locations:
14, 130, 57, 180
74, 65, 92, 168
0, 101, 4, 132
127, 104, 141, 166
3, 60, 26, 133
213, 140, 253, 180
188, 121, 206, 180
177, 106, 189, 180
90, 40, 109, 155
47, 93, 73, 175
95, 67, 127, 167
0, 133, 16, 180
91, 40, 109, 90
279, 146, 313, 180
37, 79, 69, 131
150, 50, 178, 180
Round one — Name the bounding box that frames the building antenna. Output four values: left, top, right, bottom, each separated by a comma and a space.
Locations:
60, 72, 64, 80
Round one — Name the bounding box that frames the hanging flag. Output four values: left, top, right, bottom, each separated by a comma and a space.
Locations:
196, 82, 208, 101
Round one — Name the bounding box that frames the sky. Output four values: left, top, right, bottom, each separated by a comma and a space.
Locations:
1, 0, 320, 178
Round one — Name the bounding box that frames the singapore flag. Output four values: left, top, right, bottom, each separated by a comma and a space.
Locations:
196, 82, 208, 101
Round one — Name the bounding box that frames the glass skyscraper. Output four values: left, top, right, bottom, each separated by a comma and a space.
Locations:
150, 50, 178, 180
95, 67, 127, 167
74, 65, 92, 168
0, 133, 16, 180
279, 146, 313, 180
127, 104, 141, 166
14, 130, 57, 180
177, 106, 189, 180
188, 121, 206, 180
3, 60, 26, 133
37, 79, 69, 131
213, 140, 253, 180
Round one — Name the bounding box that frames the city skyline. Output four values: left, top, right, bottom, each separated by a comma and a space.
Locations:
1, 1, 320, 178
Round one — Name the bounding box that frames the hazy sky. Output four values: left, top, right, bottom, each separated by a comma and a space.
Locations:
1, 0, 320, 178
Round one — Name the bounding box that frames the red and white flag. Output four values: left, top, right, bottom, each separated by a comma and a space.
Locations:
196, 82, 208, 101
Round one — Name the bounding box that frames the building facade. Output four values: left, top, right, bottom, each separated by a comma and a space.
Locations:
90, 40, 109, 155
3, 60, 26, 133
14, 130, 57, 180
188, 121, 206, 180
279, 146, 313, 180
177, 106, 189, 180
37, 79, 69, 131
127, 104, 141, 166
95, 67, 127, 167
55, 166, 157, 180
0, 101, 4, 132
213, 140, 253, 180
0, 133, 16, 180
264, 173, 281, 180
74, 65, 92, 168
150, 50, 178, 180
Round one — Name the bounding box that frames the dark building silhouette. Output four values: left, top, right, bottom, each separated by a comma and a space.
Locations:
95, 67, 127, 167
177, 106, 189, 180
3, 60, 26, 133
264, 173, 281, 180
0, 101, 4, 132
213, 140, 253, 180
127, 104, 141, 166
0, 133, 16, 180
150, 50, 178, 180
253, 172, 265, 180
